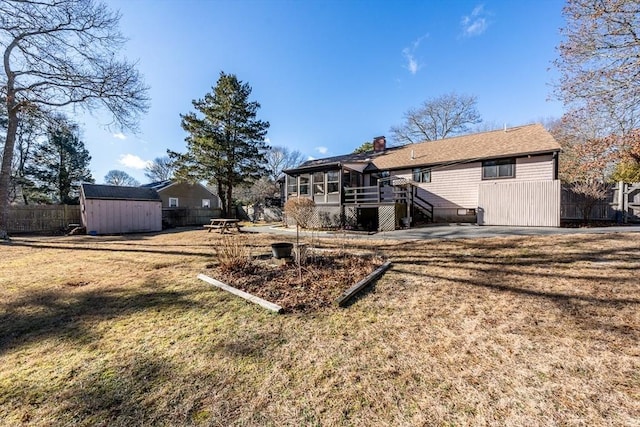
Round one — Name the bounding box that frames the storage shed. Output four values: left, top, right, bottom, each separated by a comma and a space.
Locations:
80, 184, 162, 235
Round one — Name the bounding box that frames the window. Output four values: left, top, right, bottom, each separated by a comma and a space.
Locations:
344, 170, 362, 187
412, 168, 431, 183
313, 172, 325, 195
327, 170, 340, 193
482, 158, 515, 179
299, 175, 310, 195
202, 199, 211, 208
378, 171, 390, 187
287, 176, 298, 196
169, 197, 179, 207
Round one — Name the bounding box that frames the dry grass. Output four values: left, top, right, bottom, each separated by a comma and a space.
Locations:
215, 234, 252, 272
0, 229, 639, 426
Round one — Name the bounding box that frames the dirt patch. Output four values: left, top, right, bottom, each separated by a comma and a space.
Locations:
213, 251, 386, 313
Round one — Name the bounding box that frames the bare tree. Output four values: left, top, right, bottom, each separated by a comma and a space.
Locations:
551, 113, 614, 223
284, 197, 315, 280
0, 0, 149, 239
104, 169, 139, 187
264, 146, 305, 181
390, 92, 482, 144
554, 0, 640, 136
234, 176, 278, 206
144, 156, 175, 183
552, 112, 614, 183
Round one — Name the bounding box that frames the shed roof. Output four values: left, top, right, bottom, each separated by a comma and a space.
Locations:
82, 184, 160, 201
372, 123, 560, 170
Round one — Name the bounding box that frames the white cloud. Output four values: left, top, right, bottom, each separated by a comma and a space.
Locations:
315, 146, 328, 155
112, 132, 127, 140
461, 4, 490, 37
402, 34, 428, 75
403, 48, 419, 75
119, 154, 151, 170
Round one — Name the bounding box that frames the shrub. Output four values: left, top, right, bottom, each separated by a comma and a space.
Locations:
284, 198, 315, 229
215, 235, 252, 272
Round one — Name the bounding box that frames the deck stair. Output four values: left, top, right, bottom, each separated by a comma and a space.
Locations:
392, 182, 434, 225
343, 178, 434, 227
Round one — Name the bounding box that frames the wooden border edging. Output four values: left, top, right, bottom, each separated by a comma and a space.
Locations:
197, 273, 283, 313
335, 260, 392, 307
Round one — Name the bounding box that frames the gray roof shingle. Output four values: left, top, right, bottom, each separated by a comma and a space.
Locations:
81, 184, 160, 201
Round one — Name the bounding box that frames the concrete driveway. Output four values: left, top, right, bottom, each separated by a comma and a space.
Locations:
249, 223, 640, 240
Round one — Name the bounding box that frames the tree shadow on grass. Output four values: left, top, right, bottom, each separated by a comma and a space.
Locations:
209, 329, 287, 359
58, 353, 174, 424
392, 234, 640, 266
8, 240, 215, 258
6, 351, 189, 426
386, 233, 640, 343
0, 283, 202, 356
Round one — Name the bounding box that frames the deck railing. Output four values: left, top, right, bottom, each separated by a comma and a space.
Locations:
344, 186, 381, 204
343, 181, 434, 222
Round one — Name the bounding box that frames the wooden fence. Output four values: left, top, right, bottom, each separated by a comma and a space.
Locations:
7, 205, 81, 234
6, 205, 223, 234
561, 182, 640, 222
162, 207, 222, 228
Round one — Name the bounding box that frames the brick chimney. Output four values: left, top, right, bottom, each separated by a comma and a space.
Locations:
373, 136, 386, 152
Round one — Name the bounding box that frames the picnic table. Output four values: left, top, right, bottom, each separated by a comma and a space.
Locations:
203, 218, 242, 234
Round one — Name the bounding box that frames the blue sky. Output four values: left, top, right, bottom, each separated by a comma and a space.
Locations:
81, 0, 566, 184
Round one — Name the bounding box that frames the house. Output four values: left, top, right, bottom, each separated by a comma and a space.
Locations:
283, 124, 562, 230
80, 184, 162, 234
141, 180, 221, 209
141, 180, 222, 227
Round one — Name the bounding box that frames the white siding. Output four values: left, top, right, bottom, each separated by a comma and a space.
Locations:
515, 154, 554, 181
478, 180, 560, 227
396, 162, 481, 209
395, 154, 556, 210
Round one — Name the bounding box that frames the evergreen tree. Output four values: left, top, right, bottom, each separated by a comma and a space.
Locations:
171, 72, 270, 216
353, 142, 374, 153
27, 118, 94, 204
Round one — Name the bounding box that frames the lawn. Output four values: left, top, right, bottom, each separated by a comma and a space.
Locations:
0, 229, 638, 426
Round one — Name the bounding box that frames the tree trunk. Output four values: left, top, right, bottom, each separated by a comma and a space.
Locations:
0, 96, 18, 240
226, 185, 233, 219
216, 181, 226, 217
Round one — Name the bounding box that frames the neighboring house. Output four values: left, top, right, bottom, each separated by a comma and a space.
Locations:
283, 124, 562, 230
80, 184, 162, 234
141, 180, 221, 209
141, 180, 222, 227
